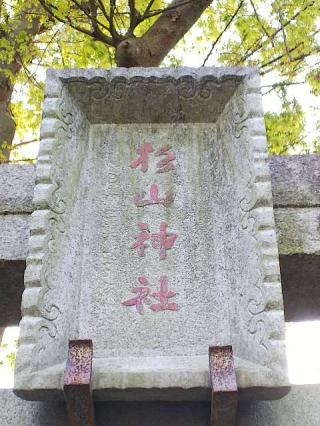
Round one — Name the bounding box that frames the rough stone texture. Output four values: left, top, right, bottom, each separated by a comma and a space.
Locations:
0, 165, 35, 214
0, 214, 30, 260
13, 68, 288, 400
1, 385, 320, 425
269, 155, 320, 208
1, 156, 320, 263
275, 208, 320, 255
0, 389, 67, 426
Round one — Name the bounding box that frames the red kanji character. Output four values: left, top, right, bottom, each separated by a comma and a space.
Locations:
151, 223, 177, 260
130, 143, 153, 173
150, 276, 179, 312
131, 223, 150, 257
155, 144, 176, 173
122, 276, 150, 315
134, 184, 175, 208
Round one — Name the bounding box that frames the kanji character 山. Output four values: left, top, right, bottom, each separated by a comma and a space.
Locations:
134, 184, 175, 208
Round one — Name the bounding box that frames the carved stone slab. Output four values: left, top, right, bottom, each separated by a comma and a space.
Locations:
14, 68, 289, 401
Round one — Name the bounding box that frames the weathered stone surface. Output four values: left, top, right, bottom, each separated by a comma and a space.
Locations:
269, 155, 320, 208
1, 385, 320, 425
275, 208, 320, 255
0, 159, 319, 331
1, 205, 318, 262
0, 389, 67, 426
13, 68, 288, 400
1, 154, 319, 214
0, 214, 30, 260
0, 165, 35, 214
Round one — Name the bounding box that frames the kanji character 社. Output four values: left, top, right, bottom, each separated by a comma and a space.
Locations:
150, 276, 179, 312
122, 276, 151, 315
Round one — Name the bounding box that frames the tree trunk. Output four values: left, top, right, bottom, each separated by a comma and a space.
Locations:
0, 5, 48, 162
0, 73, 16, 162
0, 327, 5, 345
116, 0, 213, 67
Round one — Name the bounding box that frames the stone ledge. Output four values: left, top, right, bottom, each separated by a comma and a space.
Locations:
1, 155, 320, 212
274, 208, 320, 256
0, 214, 30, 260
269, 155, 320, 208
0, 165, 35, 214
1, 385, 320, 425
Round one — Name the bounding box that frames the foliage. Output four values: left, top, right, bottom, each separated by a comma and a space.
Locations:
0, 341, 17, 371
265, 97, 306, 155
1, 1, 320, 158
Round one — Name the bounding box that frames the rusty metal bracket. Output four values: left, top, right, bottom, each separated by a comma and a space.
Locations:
209, 345, 238, 426
64, 339, 95, 426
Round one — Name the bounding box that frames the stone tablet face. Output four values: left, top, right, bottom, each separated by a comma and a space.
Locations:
14, 68, 289, 401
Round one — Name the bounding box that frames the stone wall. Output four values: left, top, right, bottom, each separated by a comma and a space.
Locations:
1, 156, 320, 326
0, 155, 319, 424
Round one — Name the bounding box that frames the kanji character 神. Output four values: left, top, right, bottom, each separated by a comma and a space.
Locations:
130, 143, 153, 173
130, 223, 150, 257
131, 222, 177, 260
151, 222, 177, 260
150, 276, 179, 312
122, 276, 150, 315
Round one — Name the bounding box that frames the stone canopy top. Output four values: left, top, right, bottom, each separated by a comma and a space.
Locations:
47, 66, 257, 124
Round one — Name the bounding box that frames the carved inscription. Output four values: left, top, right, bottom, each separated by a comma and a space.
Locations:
131, 222, 178, 260
123, 142, 179, 315
122, 276, 179, 315
134, 184, 174, 208
130, 143, 176, 174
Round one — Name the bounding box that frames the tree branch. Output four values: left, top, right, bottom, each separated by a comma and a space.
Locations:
70, 0, 111, 33
141, 0, 194, 20
249, 0, 274, 46
109, 0, 119, 40
260, 32, 320, 76
96, 0, 111, 23
236, 1, 315, 64
116, 0, 214, 67
128, 0, 140, 36
40, 0, 116, 46
142, 0, 156, 20
202, 0, 245, 66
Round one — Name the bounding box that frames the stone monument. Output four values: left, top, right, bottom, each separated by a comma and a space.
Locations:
14, 67, 289, 401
